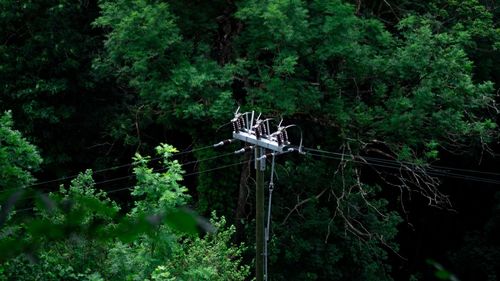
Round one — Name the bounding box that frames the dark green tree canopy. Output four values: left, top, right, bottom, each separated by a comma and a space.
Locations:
0, 0, 498, 280
0, 111, 42, 189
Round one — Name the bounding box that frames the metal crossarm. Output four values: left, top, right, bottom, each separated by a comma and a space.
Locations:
232, 111, 291, 154
232, 131, 285, 152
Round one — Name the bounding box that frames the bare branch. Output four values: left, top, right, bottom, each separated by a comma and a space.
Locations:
281, 188, 328, 225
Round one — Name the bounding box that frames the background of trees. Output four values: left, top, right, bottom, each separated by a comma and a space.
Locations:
0, 0, 499, 280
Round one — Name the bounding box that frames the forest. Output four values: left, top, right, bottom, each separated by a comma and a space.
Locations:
0, 0, 499, 280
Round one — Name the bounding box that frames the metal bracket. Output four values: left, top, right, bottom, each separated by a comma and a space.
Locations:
255, 147, 266, 171
233, 131, 285, 153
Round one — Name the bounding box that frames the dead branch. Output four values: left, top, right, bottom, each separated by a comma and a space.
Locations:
281, 188, 328, 225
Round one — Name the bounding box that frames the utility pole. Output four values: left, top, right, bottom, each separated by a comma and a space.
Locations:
255, 147, 265, 281
215, 108, 301, 281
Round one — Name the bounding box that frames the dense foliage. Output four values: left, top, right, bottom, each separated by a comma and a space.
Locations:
0, 0, 499, 280
0, 137, 249, 280
0, 111, 42, 189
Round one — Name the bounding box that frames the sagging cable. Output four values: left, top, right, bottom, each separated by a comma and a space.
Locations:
264, 153, 276, 281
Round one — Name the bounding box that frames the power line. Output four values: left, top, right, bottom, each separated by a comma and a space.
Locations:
7, 151, 239, 203
9, 139, 500, 218
305, 151, 500, 185
0, 144, 217, 195
8, 145, 500, 210
351, 154, 500, 185
303, 147, 500, 177
103, 158, 252, 195
91, 151, 238, 187
305, 152, 500, 185
12, 158, 253, 214
29, 144, 215, 188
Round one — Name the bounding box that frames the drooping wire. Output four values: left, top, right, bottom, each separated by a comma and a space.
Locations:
304, 151, 500, 185
5, 151, 240, 205
306, 151, 500, 185
107, 158, 254, 195
12, 157, 255, 214
282, 125, 303, 153
92, 151, 238, 187
0, 144, 216, 195
264, 153, 276, 281
303, 147, 500, 178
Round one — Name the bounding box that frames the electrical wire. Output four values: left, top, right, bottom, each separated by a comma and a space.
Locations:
2, 151, 239, 204
12, 158, 254, 214
91, 151, 238, 187
351, 154, 500, 185
104, 159, 253, 195
305, 152, 500, 185
0, 144, 216, 195
264, 153, 275, 281
303, 147, 500, 177
9, 143, 500, 215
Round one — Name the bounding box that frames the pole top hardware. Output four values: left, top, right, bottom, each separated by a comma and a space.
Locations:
216, 107, 304, 281
231, 110, 297, 153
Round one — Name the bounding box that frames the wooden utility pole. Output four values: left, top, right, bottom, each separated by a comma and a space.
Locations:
255, 147, 265, 281
219, 108, 299, 281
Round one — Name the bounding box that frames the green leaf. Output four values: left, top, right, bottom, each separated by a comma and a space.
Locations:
165, 208, 198, 236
